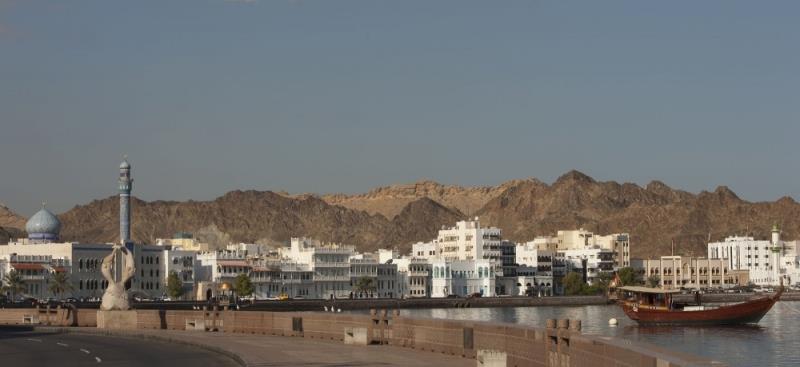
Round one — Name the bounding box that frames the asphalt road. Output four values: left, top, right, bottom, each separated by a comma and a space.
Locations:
0, 327, 238, 367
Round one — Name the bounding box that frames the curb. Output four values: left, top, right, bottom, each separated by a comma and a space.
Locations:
36, 327, 248, 367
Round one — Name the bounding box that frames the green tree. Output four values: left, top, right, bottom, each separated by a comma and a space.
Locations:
646, 274, 661, 288
353, 276, 376, 295
166, 272, 184, 300
563, 272, 586, 296
48, 271, 73, 300
233, 273, 254, 297
585, 272, 615, 295
2, 270, 26, 300
617, 267, 640, 286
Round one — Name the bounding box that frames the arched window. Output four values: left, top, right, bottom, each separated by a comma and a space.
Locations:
79, 259, 84, 270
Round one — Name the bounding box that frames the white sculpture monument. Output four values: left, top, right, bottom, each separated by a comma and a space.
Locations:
100, 245, 135, 310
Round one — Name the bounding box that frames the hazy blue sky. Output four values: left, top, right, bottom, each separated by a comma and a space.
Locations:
2, 0, 799, 216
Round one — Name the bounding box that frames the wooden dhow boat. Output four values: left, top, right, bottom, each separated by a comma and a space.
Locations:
617, 284, 783, 326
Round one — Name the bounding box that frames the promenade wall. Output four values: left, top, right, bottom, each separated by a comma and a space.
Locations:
0, 306, 723, 367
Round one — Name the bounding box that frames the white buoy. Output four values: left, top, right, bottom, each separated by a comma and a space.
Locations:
609, 318, 618, 326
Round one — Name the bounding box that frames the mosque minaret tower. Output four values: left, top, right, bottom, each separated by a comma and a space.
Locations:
119, 156, 133, 244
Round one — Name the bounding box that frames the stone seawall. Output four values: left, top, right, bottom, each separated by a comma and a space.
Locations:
0, 307, 725, 366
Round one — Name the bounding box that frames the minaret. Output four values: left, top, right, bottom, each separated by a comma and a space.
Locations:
119, 156, 133, 244
771, 223, 782, 285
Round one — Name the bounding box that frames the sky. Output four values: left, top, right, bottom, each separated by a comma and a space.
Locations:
1, 0, 799, 216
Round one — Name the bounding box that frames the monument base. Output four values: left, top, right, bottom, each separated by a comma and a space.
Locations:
96, 310, 138, 330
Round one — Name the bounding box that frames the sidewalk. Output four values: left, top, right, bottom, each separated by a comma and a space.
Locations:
44, 327, 471, 367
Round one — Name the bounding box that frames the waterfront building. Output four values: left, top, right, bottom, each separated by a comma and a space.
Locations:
0, 239, 194, 300
636, 256, 747, 289
530, 229, 630, 269
349, 255, 399, 298
494, 240, 518, 295
280, 237, 355, 299
436, 218, 503, 265
430, 259, 496, 297
707, 226, 799, 286
162, 248, 198, 298
515, 242, 566, 295
561, 248, 615, 285
394, 257, 431, 298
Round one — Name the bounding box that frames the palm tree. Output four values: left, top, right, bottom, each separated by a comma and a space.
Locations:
2, 270, 26, 301
48, 271, 73, 300
353, 276, 376, 297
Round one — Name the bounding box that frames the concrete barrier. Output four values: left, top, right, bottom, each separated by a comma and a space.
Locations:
0, 307, 725, 366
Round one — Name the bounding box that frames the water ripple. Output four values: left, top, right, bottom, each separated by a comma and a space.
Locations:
398, 301, 799, 367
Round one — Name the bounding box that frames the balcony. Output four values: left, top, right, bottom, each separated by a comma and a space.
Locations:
313, 275, 350, 282
315, 262, 351, 268
21, 275, 46, 281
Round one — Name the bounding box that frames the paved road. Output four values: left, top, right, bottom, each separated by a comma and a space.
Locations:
0, 327, 238, 367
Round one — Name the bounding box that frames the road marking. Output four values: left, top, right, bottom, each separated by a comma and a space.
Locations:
57, 342, 69, 347
81, 348, 91, 354
95, 356, 102, 363
26, 338, 42, 342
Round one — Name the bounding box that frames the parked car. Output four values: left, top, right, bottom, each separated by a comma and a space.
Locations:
466, 292, 482, 299
17, 297, 38, 307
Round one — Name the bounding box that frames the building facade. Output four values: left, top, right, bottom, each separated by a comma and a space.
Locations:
707, 226, 797, 286
637, 256, 747, 289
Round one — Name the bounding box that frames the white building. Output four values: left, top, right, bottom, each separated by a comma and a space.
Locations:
430, 259, 496, 297
394, 257, 431, 298
528, 229, 630, 269
515, 242, 565, 295
1, 230, 195, 301
411, 241, 439, 259
437, 218, 502, 264
708, 226, 799, 286
561, 248, 615, 285
281, 237, 355, 299
349, 256, 400, 298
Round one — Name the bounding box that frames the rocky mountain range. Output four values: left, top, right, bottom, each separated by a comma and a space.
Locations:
3, 171, 799, 258
0, 204, 26, 245
321, 180, 524, 219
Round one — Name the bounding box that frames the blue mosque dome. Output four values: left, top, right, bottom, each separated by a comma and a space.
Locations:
26, 207, 61, 242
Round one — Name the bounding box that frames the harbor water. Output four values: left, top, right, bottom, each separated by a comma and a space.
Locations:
399, 302, 800, 367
